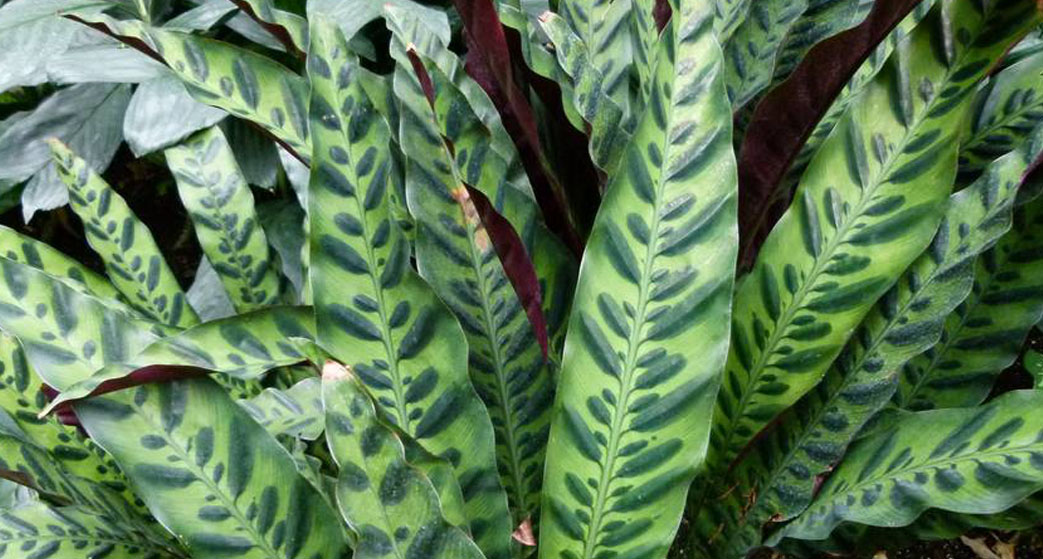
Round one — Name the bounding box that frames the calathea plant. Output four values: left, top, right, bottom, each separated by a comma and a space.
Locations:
1, 0, 1043, 558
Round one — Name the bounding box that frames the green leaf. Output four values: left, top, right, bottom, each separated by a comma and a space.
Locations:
707, 0, 1039, 474
187, 256, 237, 321
76, 377, 348, 559
896, 193, 1043, 410
773, 389, 1043, 542
0, 500, 185, 559
692, 120, 1043, 559
258, 198, 307, 303
722, 0, 809, 108
714, 0, 752, 42
1026, 350, 1043, 388
539, 2, 739, 558
308, 0, 448, 47
228, 0, 307, 56
44, 306, 315, 412
166, 126, 282, 311
0, 258, 161, 391
124, 75, 226, 157
240, 378, 324, 440
0, 225, 125, 307
961, 48, 1043, 178
321, 361, 485, 559
306, 19, 513, 558
45, 39, 168, 84
769, 0, 873, 85
556, 0, 636, 123
50, 140, 198, 329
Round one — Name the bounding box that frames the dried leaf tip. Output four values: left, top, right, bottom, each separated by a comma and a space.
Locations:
322, 360, 352, 381
512, 517, 536, 546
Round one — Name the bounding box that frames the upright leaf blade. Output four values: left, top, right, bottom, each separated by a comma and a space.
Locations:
721, 0, 809, 108
322, 362, 485, 559
49, 140, 198, 329
708, 0, 1040, 474
166, 126, 282, 312
539, 2, 739, 557
307, 19, 513, 558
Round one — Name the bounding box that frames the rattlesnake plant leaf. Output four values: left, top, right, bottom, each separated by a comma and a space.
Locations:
539, 1, 738, 557
240, 378, 324, 440
166, 126, 282, 312
769, 0, 873, 86
960, 49, 1043, 179
75, 377, 348, 559
321, 361, 485, 559
48, 140, 197, 329
773, 389, 1043, 542
392, 49, 556, 522
228, 0, 307, 57
714, 0, 751, 42
0, 333, 137, 505
896, 193, 1043, 410
306, 19, 513, 558
691, 123, 1043, 559
44, 306, 315, 412
556, 0, 635, 124
0, 501, 186, 559
0, 225, 124, 306
721, 0, 808, 108
628, 0, 667, 105
536, 12, 631, 174
0, 258, 161, 391
708, 0, 1040, 474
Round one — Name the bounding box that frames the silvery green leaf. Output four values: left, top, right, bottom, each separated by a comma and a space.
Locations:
309, 0, 447, 43
46, 41, 168, 84
124, 75, 227, 156
258, 198, 306, 302
222, 117, 280, 189
186, 256, 236, 321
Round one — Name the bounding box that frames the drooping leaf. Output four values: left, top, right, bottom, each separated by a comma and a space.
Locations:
538, 1, 739, 557
692, 121, 1043, 559
123, 74, 227, 156
0, 0, 110, 91
321, 361, 486, 559
44, 306, 315, 412
166, 126, 282, 311
896, 193, 1043, 410
735, 0, 925, 267
240, 377, 324, 440
0, 83, 130, 220
708, 0, 1040, 476
773, 389, 1043, 542
76, 377, 349, 559
50, 140, 198, 329
306, 19, 514, 558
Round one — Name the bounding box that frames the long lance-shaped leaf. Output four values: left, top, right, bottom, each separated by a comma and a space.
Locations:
0, 225, 125, 306
0, 501, 186, 559
691, 123, 1043, 559
771, 389, 1043, 543
960, 49, 1043, 178
166, 126, 282, 312
707, 0, 1040, 474
383, 9, 577, 353
721, 0, 808, 108
714, 0, 751, 42
48, 140, 197, 329
539, 1, 739, 557
321, 361, 486, 559
75, 377, 348, 559
556, 0, 636, 124
628, 0, 668, 105
240, 378, 324, 440
768, 0, 873, 86
896, 194, 1043, 410
0, 258, 161, 391
536, 12, 631, 174
306, 19, 514, 559
43, 307, 315, 412
0, 333, 136, 504
735, 0, 925, 268
393, 51, 555, 522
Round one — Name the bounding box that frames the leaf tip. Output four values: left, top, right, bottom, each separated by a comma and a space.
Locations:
512, 517, 536, 546
322, 360, 353, 382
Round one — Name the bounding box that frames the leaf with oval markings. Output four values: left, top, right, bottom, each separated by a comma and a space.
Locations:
767, 0, 873, 87
166, 126, 282, 312
706, 0, 1040, 477
240, 378, 324, 440
897, 190, 1043, 410
76, 378, 348, 559
321, 361, 485, 559
721, 0, 809, 108
49, 140, 198, 329
773, 389, 1043, 543
692, 120, 1043, 559
306, 19, 513, 558
44, 306, 315, 412
539, 2, 739, 558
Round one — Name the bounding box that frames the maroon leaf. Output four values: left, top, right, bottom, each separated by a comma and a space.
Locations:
228, 0, 306, 60
406, 49, 551, 357
452, 0, 585, 256
654, 0, 672, 31
736, 0, 923, 268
